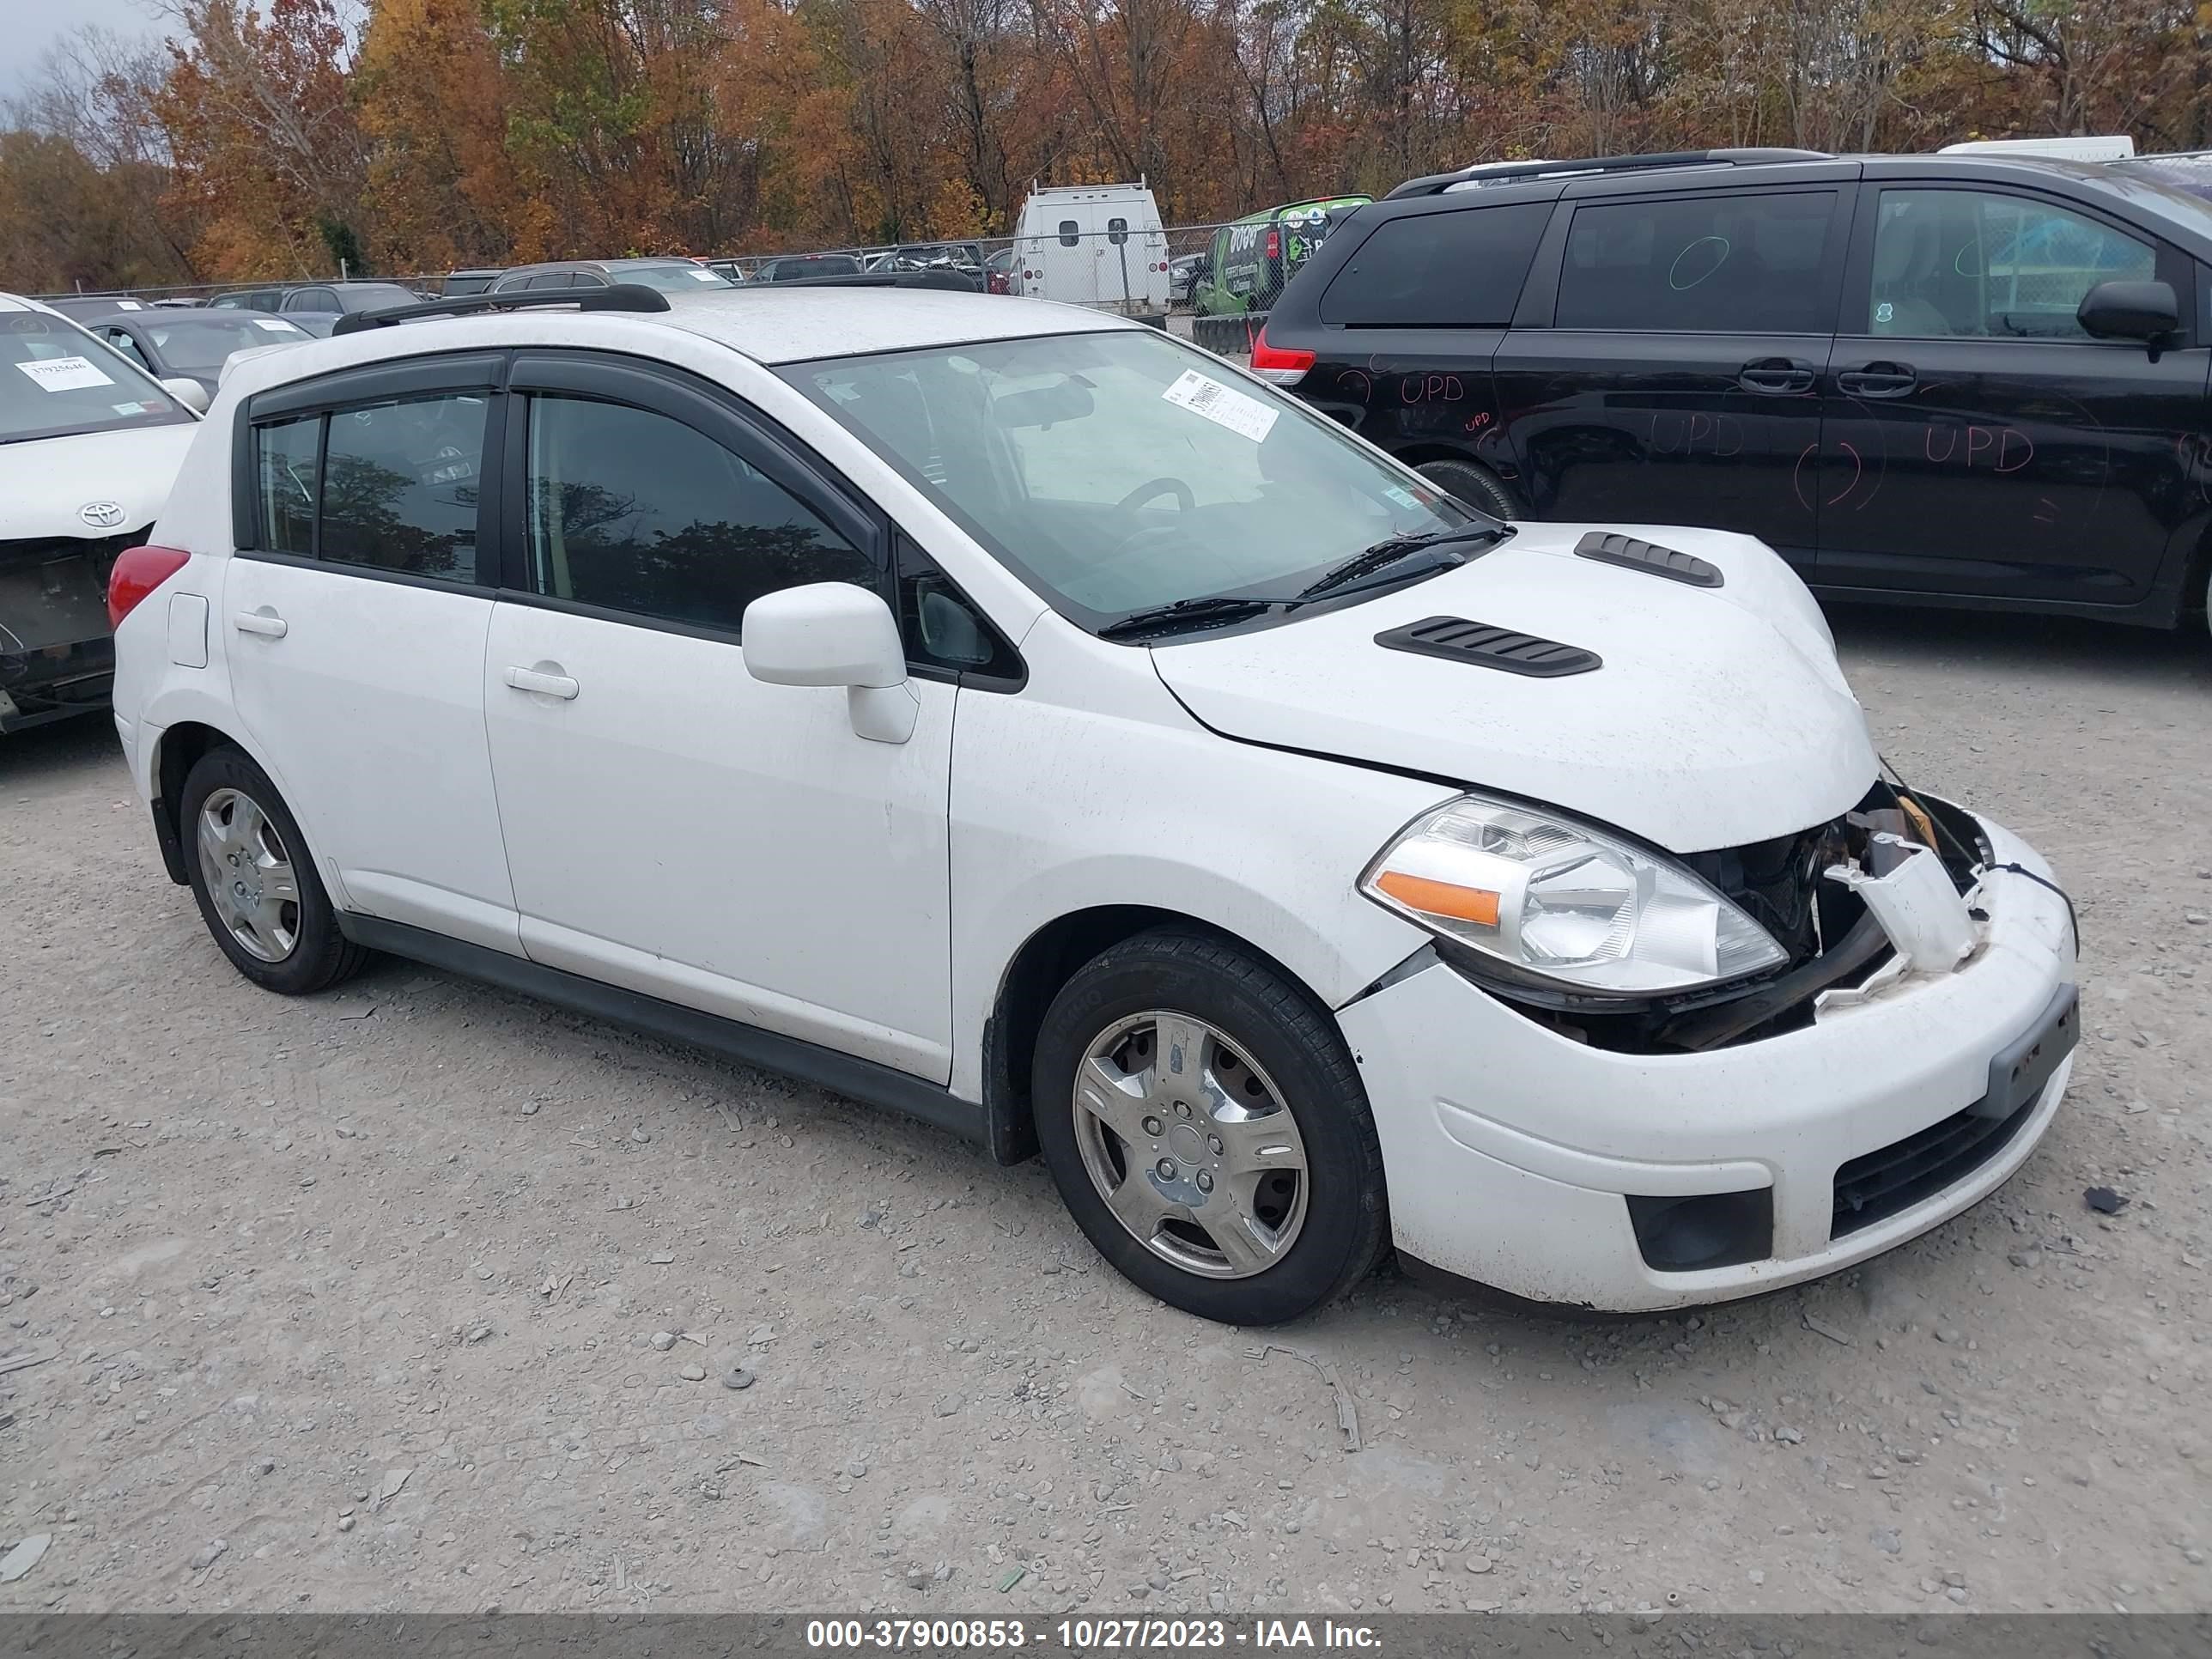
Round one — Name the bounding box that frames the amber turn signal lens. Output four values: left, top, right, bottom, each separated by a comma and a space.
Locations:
1373, 870, 1501, 926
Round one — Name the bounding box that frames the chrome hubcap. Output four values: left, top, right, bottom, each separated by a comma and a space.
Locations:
196, 787, 301, 963
1073, 1010, 1310, 1279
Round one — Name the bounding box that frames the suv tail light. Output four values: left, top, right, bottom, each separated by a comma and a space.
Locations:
1248, 326, 1315, 387
107, 544, 191, 629
1263, 226, 1281, 264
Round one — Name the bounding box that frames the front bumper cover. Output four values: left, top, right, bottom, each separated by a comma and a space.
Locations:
1338, 811, 2075, 1312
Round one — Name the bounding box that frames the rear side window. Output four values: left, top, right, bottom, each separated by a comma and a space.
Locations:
1059, 220, 1080, 247
1320, 203, 1549, 327
1557, 191, 1837, 333
1109, 216, 1128, 246
251, 392, 489, 582
257, 416, 319, 556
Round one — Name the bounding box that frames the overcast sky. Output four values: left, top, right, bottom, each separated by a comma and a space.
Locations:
0, 0, 171, 106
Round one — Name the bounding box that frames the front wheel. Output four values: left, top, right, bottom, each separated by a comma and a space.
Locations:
1032, 932, 1388, 1324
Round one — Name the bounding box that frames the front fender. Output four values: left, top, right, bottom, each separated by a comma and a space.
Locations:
946, 683, 1449, 1104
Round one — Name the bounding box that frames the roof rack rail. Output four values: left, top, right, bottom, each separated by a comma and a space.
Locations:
761, 269, 984, 293
331, 283, 672, 336
1385, 148, 1832, 200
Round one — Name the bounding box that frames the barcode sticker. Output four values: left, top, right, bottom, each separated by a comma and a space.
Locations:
16, 356, 116, 392
1161, 368, 1278, 442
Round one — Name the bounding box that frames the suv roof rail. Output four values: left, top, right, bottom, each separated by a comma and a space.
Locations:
331, 283, 672, 336
1384, 148, 1833, 200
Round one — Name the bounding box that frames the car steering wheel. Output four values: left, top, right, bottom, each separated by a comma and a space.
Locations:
1115, 477, 1195, 514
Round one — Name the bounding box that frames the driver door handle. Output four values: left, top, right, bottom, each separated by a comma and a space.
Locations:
504, 665, 580, 700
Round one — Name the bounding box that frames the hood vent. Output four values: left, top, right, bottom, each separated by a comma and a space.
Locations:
1575, 531, 1723, 588
1375, 616, 1601, 678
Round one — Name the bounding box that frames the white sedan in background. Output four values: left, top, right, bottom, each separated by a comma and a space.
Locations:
2, 294, 199, 733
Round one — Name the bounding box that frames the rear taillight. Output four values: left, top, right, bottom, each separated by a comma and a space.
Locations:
1264, 226, 1280, 263
1248, 326, 1315, 386
107, 544, 191, 629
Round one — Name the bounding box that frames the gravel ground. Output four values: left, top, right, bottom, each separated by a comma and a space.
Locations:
2, 605, 2207, 1616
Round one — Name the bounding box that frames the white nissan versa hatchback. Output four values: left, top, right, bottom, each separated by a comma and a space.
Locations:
107, 283, 2079, 1324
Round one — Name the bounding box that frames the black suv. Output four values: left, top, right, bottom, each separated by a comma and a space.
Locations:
1258, 149, 2212, 630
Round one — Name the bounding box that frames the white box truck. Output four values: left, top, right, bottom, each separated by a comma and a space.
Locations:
1012, 181, 1170, 313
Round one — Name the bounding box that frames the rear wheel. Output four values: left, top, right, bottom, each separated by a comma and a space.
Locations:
1416, 458, 1521, 521
180, 745, 368, 995
1033, 932, 1388, 1324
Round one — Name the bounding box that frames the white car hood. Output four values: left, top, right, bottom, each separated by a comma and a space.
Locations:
0, 422, 198, 542
1148, 522, 1879, 854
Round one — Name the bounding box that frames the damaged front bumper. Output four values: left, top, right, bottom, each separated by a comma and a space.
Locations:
1, 534, 131, 733
1340, 811, 2075, 1312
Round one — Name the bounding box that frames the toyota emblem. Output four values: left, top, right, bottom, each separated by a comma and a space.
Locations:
79, 501, 125, 529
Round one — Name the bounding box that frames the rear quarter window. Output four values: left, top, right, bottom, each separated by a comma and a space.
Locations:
1320, 203, 1550, 327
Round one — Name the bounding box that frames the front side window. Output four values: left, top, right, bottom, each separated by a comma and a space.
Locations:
522, 394, 873, 636
783, 328, 1477, 629
288, 289, 338, 312
1557, 191, 1838, 333
1058, 220, 1080, 248
103, 330, 152, 369
1867, 188, 2156, 339
317, 393, 488, 581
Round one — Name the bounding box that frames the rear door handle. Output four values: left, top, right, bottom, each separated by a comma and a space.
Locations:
504, 665, 579, 701
1836, 362, 1917, 398
233, 610, 288, 638
1737, 357, 1816, 395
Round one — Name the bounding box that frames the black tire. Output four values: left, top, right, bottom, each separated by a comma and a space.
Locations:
1032, 931, 1389, 1324
1416, 458, 1522, 520
179, 744, 368, 995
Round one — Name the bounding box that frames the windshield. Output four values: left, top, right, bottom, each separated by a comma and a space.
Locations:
770, 256, 860, 279
335, 283, 421, 311
2, 311, 194, 444
145, 315, 307, 372
782, 328, 1479, 629
617, 263, 736, 292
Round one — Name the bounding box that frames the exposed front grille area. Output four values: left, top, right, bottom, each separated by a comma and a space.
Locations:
1831, 1089, 2039, 1238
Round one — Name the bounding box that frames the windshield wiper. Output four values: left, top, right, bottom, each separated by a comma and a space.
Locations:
1097, 520, 1515, 642
1097, 594, 1283, 641
1297, 521, 1515, 600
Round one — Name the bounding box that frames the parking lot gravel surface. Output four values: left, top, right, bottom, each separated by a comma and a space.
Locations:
3, 605, 2208, 1615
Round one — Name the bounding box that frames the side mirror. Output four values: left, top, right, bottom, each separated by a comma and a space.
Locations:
2077, 280, 2178, 344
162, 376, 212, 414
741, 582, 916, 744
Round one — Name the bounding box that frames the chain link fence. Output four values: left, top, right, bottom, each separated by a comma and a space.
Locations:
24, 218, 1316, 362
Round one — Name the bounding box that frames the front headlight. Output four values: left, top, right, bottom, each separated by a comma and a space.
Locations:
1360, 794, 1789, 995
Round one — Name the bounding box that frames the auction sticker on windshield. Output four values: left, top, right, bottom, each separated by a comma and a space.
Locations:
1162, 368, 1278, 442
17, 356, 117, 392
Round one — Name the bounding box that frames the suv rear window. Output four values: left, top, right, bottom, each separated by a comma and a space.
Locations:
1556, 191, 1836, 333
1320, 203, 1548, 327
